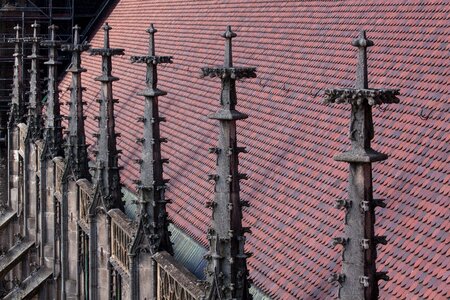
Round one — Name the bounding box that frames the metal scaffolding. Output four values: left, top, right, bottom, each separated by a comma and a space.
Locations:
0, 0, 116, 133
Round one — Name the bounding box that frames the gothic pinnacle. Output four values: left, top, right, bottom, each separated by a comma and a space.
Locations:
61, 25, 91, 180
89, 23, 124, 210
130, 24, 173, 255
41, 24, 64, 158
7, 24, 24, 127
324, 31, 399, 299
202, 26, 256, 300
24, 20, 43, 142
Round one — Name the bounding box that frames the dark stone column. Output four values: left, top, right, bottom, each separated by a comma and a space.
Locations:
0, 147, 7, 207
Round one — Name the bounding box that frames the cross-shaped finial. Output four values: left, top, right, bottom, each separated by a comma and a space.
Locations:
32, 20, 40, 38
48, 24, 58, 41
222, 25, 237, 39
222, 25, 237, 68
14, 24, 22, 37
90, 23, 123, 58
103, 22, 112, 48
73, 25, 81, 45
146, 24, 157, 56
352, 30, 374, 89
146, 23, 157, 34
352, 30, 374, 48
14, 24, 20, 38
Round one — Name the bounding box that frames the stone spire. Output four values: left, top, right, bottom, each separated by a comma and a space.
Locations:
324, 31, 400, 299
61, 25, 91, 180
202, 26, 256, 300
24, 21, 43, 142
89, 23, 124, 210
7, 24, 24, 128
41, 24, 64, 159
129, 24, 173, 254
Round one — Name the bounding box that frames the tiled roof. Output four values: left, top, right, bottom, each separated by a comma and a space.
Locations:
59, 1, 450, 299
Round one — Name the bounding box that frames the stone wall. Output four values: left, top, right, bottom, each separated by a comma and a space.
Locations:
0, 146, 7, 206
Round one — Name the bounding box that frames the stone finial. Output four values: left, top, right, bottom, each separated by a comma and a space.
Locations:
202, 26, 255, 300
222, 25, 237, 68
324, 30, 399, 162
7, 24, 24, 127
146, 23, 157, 56
72, 25, 81, 44
324, 31, 399, 299
24, 20, 43, 142
352, 30, 374, 89
146, 23, 157, 34
129, 24, 173, 257
89, 23, 124, 210
31, 20, 39, 29
13, 24, 20, 35
102, 22, 112, 48
48, 24, 57, 39
202, 26, 256, 121
61, 25, 91, 180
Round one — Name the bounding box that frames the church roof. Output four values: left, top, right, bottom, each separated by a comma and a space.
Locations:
59, 1, 450, 299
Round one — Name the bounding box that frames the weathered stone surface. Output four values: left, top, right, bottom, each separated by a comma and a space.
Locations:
326, 31, 398, 300
203, 26, 254, 300
62, 25, 91, 181
90, 23, 124, 211
41, 25, 64, 160
153, 251, 206, 299
24, 21, 43, 143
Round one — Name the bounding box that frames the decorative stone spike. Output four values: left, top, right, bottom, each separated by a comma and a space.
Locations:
129, 22, 175, 257
23, 21, 44, 142
61, 25, 91, 180
41, 25, 64, 159
202, 26, 256, 300
89, 23, 124, 210
324, 31, 399, 299
7, 24, 25, 127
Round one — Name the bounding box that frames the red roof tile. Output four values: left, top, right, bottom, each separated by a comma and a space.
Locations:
59, 0, 449, 299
